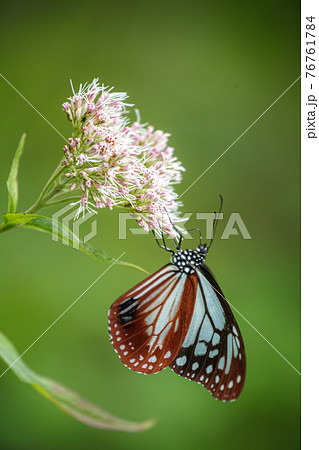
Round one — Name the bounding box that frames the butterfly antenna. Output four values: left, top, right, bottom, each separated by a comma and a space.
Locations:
208, 195, 223, 250
186, 228, 203, 246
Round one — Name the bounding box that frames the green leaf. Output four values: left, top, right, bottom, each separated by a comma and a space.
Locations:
0, 332, 156, 431
2, 212, 41, 225
2, 212, 149, 274
6, 133, 27, 213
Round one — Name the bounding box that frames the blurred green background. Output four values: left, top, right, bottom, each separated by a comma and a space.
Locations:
0, 0, 300, 449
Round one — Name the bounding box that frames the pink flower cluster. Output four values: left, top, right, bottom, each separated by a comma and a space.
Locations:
61, 79, 185, 235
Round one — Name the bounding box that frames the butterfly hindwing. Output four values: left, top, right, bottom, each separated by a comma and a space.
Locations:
169, 265, 246, 401
108, 264, 198, 374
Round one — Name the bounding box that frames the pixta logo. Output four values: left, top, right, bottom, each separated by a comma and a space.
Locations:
118, 212, 251, 240
51, 204, 97, 249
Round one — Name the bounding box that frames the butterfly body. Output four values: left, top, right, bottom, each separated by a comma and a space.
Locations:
108, 244, 245, 401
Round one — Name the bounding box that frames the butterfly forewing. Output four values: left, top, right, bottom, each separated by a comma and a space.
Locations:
109, 264, 198, 374
169, 265, 246, 401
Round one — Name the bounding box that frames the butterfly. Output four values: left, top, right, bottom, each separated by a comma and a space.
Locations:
108, 210, 246, 402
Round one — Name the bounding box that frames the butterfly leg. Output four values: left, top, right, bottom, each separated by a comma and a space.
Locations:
163, 207, 184, 250
152, 230, 174, 255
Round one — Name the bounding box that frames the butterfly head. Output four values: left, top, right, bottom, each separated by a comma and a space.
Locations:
171, 244, 208, 274
196, 244, 209, 256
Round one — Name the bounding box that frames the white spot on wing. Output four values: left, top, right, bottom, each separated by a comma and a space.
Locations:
148, 356, 157, 363
212, 333, 220, 345
209, 349, 218, 359
206, 364, 213, 374
218, 356, 225, 370
225, 333, 233, 375
195, 342, 207, 356
176, 356, 187, 366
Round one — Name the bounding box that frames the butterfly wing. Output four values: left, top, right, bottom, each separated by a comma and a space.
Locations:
108, 264, 198, 374
169, 265, 246, 401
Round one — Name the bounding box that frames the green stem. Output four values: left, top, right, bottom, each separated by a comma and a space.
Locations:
41, 163, 65, 197
25, 186, 61, 213
1, 170, 71, 233
0, 223, 15, 234
45, 196, 80, 207
1, 160, 74, 233
25, 178, 70, 214
0, 221, 26, 234
25, 164, 67, 214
